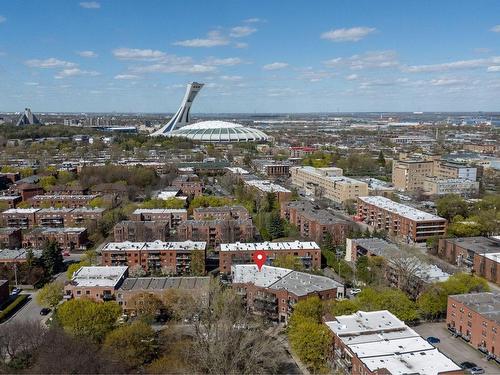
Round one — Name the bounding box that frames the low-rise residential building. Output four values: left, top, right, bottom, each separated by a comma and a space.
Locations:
345, 237, 449, 298
177, 219, 254, 248
326, 310, 462, 375
463, 143, 498, 154
193, 205, 250, 221
1, 208, 40, 229
357, 196, 447, 242
0, 248, 42, 265
289, 146, 316, 158
357, 177, 396, 197
0, 228, 22, 249
423, 177, 479, 197
113, 220, 170, 242
447, 292, 500, 359
219, 241, 321, 273
64, 266, 128, 301
252, 159, 291, 178
244, 179, 292, 203
130, 208, 188, 228
23, 227, 88, 251
438, 237, 500, 274
101, 240, 207, 275
290, 166, 367, 203
172, 174, 203, 197
29, 194, 100, 208
116, 276, 210, 313
231, 265, 343, 323
281, 200, 351, 245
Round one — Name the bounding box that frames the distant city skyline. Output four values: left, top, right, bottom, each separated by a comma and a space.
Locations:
0, 0, 499, 113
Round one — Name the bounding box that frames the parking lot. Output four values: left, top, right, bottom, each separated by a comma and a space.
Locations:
413, 322, 500, 374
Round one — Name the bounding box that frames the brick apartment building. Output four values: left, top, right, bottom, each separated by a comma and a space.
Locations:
438, 237, 500, 284
0, 249, 43, 265
231, 265, 343, 323
0, 228, 22, 249
289, 146, 316, 159
29, 194, 100, 208
447, 292, 500, 359
193, 205, 250, 221
171, 174, 203, 197
10, 183, 44, 201
23, 227, 88, 251
219, 241, 321, 273
326, 310, 462, 375
177, 219, 254, 248
252, 159, 291, 178
64, 266, 128, 302
356, 196, 447, 242
1, 208, 40, 229
130, 208, 188, 229
243, 179, 292, 203
113, 220, 170, 242
35, 207, 105, 227
281, 200, 351, 245
117, 276, 210, 313
101, 240, 207, 275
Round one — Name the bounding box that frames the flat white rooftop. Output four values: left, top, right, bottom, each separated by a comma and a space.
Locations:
220, 241, 320, 252
226, 167, 250, 174
71, 266, 128, 287
244, 180, 291, 193
232, 265, 343, 296
102, 240, 206, 252
132, 208, 187, 214
3, 208, 40, 214
358, 196, 445, 222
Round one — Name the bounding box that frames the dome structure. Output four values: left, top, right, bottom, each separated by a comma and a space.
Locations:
166, 120, 269, 143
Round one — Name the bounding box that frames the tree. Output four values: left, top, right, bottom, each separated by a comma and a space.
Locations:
273, 254, 305, 271
377, 150, 386, 166
66, 260, 90, 280
162, 289, 196, 321
41, 240, 63, 276
436, 194, 469, 220
36, 281, 63, 308
129, 264, 147, 277
0, 321, 46, 370
57, 299, 121, 343
268, 213, 284, 239
128, 293, 164, 321
189, 196, 231, 210
103, 321, 157, 368
185, 280, 283, 374
39, 175, 57, 191
447, 215, 483, 237
190, 250, 205, 276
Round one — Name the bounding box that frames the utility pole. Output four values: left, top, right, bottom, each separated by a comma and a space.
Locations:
13, 263, 18, 287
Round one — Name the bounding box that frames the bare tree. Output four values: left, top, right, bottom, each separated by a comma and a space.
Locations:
0, 321, 45, 368
185, 280, 284, 374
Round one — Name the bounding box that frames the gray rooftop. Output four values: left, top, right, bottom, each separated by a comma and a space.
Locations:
119, 276, 210, 291
445, 237, 500, 255
450, 292, 500, 324
285, 201, 349, 225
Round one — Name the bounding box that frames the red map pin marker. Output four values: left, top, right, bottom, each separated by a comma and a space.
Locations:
253, 250, 267, 271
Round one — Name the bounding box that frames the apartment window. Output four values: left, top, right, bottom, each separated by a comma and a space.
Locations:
467, 321, 472, 328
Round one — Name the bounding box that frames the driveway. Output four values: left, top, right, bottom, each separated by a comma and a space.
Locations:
413, 322, 500, 374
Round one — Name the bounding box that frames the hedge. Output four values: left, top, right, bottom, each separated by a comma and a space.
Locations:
0, 294, 28, 322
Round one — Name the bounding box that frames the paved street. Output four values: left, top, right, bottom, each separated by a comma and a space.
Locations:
5, 291, 43, 324
413, 322, 500, 374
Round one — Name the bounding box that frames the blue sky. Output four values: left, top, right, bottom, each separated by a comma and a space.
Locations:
0, 0, 499, 113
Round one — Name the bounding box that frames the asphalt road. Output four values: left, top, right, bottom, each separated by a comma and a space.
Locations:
6, 292, 43, 324
414, 322, 500, 374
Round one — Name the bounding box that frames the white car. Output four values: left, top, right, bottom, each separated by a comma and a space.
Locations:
350, 288, 362, 296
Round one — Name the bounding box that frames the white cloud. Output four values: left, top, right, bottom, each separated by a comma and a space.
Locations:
243, 18, 263, 23
77, 50, 98, 58
0, 16, 6, 24
55, 68, 99, 79
230, 26, 257, 38
114, 74, 140, 80
430, 78, 465, 86
324, 51, 399, 70
220, 75, 243, 81
79, 2, 100, 9
346, 74, 358, 80
298, 68, 333, 82
487, 66, 500, 72
267, 88, 301, 97
234, 42, 248, 49
24, 82, 39, 86
204, 57, 243, 66
174, 31, 229, 48
112, 48, 166, 61
402, 56, 500, 73
131, 63, 215, 74
321, 27, 376, 42
491, 25, 500, 33
25, 58, 77, 68
263, 62, 289, 70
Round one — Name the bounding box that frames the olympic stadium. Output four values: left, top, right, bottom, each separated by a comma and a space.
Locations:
150, 82, 269, 143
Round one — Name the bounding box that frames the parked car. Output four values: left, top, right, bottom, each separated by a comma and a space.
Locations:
10, 288, 21, 296
40, 308, 51, 316
349, 288, 362, 296
469, 367, 485, 375
426, 336, 441, 345
460, 362, 477, 370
